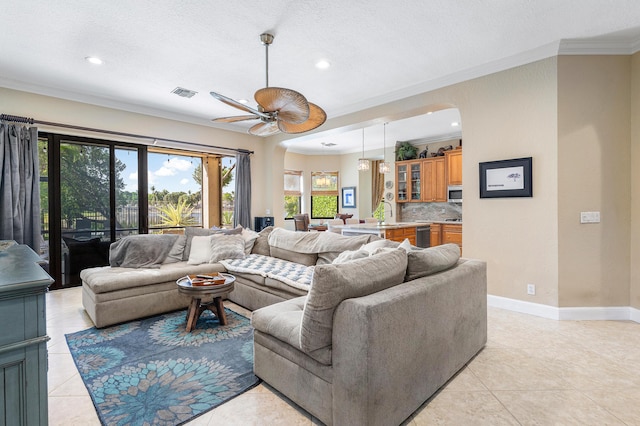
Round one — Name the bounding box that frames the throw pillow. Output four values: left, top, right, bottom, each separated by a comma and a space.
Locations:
398, 238, 413, 252
360, 238, 399, 254
209, 234, 246, 263
163, 235, 187, 264
240, 227, 260, 254
251, 226, 273, 256
300, 248, 408, 353
183, 226, 242, 260
332, 249, 370, 264
405, 243, 460, 281
187, 235, 213, 265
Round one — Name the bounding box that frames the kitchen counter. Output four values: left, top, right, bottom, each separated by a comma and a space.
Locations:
338, 222, 424, 245
415, 220, 463, 225
337, 222, 423, 231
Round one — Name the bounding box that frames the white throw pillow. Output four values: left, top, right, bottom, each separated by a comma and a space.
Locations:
398, 238, 413, 252
360, 238, 399, 254
187, 235, 213, 265
332, 249, 370, 264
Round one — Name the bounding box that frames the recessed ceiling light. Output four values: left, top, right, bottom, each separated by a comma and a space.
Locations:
238, 99, 249, 104
451, 121, 460, 127
427, 111, 433, 115
315, 60, 331, 70
85, 56, 103, 65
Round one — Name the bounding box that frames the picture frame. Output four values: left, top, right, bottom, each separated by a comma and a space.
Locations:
479, 157, 532, 198
341, 186, 356, 208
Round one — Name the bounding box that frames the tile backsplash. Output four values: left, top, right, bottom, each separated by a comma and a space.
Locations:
399, 202, 462, 222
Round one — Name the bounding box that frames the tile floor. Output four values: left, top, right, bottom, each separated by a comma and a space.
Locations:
46, 287, 640, 425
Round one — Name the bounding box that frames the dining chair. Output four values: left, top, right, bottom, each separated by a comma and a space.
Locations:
364, 217, 379, 223
345, 218, 360, 224
293, 214, 309, 231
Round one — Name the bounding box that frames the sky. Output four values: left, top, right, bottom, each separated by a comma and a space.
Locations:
117, 151, 235, 194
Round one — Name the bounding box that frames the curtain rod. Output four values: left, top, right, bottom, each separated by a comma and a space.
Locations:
0, 114, 254, 155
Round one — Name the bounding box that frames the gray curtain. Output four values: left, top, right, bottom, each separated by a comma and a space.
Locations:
233, 152, 251, 229
0, 122, 41, 251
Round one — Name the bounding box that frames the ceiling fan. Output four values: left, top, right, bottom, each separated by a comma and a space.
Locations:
210, 33, 327, 137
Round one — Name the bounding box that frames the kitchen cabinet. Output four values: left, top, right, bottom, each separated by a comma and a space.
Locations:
386, 227, 417, 245
396, 161, 423, 203
445, 149, 462, 186
430, 223, 462, 253
422, 157, 446, 202
442, 223, 463, 253
430, 223, 441, 247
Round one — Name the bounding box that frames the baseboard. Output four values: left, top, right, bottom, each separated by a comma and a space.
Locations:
558, 306, 631, 321
487, 295, 640, 323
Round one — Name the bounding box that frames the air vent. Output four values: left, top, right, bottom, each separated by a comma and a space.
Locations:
171, 87, 197, 98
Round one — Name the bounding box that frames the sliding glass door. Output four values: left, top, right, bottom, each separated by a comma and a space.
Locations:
40, 133, 144, 289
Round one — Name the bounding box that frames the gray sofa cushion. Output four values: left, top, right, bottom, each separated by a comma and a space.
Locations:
252, 296, 332, 365
300, 248, 408, 354
268, 228, 378, 265
270, 246, 318, 266
251, 226, 274, 256
405, 243, 460, 281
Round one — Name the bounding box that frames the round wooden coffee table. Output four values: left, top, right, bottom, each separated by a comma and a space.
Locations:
176, 273, 236, 332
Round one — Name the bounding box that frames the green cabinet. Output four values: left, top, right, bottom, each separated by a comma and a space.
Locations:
0, 242, 53, 426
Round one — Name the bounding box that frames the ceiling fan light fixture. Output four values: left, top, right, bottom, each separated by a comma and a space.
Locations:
210, 32, 326, 136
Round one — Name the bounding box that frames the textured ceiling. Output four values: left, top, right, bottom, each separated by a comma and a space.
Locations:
1, 0, 640, 153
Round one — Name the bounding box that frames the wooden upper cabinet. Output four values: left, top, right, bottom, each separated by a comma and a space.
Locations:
445, 149, 462, 186
396, 160, 422, 203
422, 157, 446, 202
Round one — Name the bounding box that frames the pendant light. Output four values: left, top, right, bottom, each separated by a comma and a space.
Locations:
379, 123, 391, 174
357, 128, 370, 171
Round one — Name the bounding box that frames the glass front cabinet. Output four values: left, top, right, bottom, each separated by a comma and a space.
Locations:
396, 161, 422, 203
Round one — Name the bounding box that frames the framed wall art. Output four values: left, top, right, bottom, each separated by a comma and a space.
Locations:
341, 186, 356, 208
479, 157, 532, 198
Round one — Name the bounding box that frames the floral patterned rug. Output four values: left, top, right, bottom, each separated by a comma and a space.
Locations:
66, 308, 259, 425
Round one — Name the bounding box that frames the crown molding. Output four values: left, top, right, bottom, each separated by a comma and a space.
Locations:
559, 37, 640, 55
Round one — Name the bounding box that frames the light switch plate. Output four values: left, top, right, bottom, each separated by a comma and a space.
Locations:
580, 211, 600, 223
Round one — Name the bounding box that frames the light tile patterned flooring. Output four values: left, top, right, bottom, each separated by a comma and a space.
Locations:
47, 287, 640, 425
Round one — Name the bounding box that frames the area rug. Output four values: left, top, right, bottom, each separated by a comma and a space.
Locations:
66, 308, 259, 426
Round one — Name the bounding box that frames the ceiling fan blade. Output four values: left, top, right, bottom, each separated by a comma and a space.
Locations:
255, 87, 310, 124
212, 115, 260, 123
249, 121, 280, 137
278, 103, 327, 134
210, 91, 270, 119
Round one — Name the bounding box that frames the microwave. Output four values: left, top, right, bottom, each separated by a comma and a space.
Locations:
447, 185, 463, 203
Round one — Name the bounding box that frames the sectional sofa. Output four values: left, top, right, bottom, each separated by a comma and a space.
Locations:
79, 226, 487, 426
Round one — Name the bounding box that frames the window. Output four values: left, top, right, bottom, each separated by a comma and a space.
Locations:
221, 156, 236, 227
310, 171, 339, 219
284, 170, 302, 219
148, 151, 202, 233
